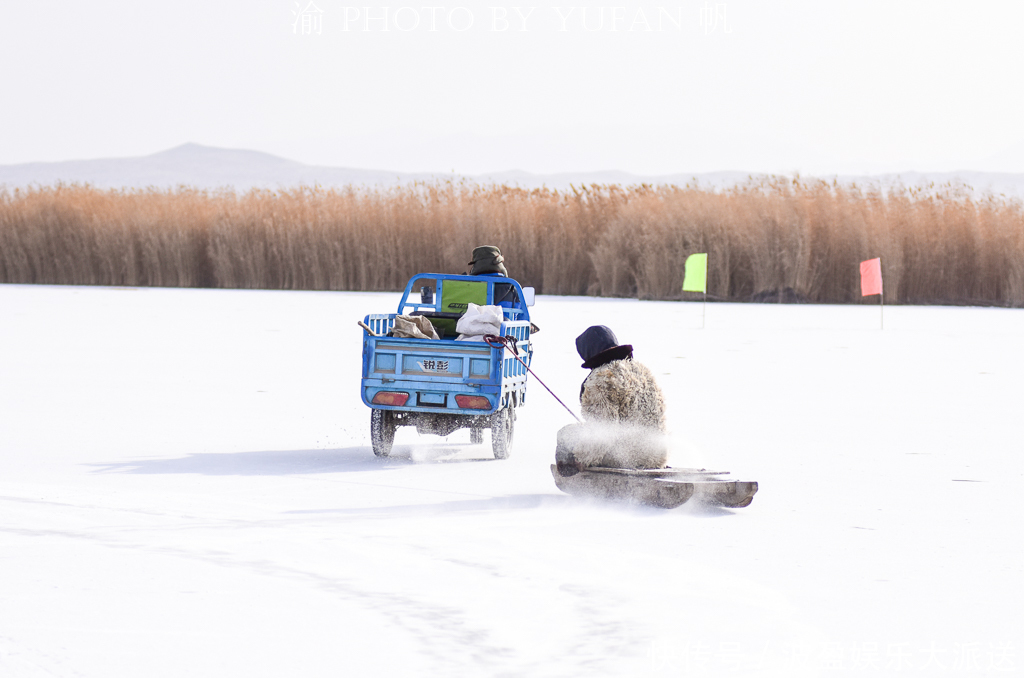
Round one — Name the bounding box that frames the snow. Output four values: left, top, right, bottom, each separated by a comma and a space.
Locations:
1, 284, 1021, 677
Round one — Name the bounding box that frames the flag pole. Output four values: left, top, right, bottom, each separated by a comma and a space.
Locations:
880, 290, 884, 330
702, 290, 706, 329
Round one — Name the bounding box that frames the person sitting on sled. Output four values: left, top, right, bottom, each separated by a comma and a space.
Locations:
555, 325, 668, 476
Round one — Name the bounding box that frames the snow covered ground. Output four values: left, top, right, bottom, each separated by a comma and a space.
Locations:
1, 284, 1020, 677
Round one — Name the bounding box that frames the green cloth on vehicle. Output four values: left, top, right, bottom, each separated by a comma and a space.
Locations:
432, 280, 489, 337
441, 280, 488, 313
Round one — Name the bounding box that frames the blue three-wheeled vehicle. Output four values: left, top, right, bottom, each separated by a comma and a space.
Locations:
359, 273, 535, 459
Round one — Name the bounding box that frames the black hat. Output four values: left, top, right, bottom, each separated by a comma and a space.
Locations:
469, 245, 508, 276
575, 325, 633, 369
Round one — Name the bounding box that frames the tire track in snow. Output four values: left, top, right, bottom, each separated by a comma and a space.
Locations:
0, 524, 521, 676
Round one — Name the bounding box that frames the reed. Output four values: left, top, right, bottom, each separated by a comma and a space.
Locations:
2, 180, 1023, 306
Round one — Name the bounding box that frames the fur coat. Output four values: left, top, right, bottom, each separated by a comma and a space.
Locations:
557, 358, 668, 472
581, 359, 667, 432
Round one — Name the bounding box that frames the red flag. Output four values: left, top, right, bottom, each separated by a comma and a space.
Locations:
860, 258, 883, 296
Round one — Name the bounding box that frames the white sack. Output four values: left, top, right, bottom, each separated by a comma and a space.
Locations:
456, 303, 504, 341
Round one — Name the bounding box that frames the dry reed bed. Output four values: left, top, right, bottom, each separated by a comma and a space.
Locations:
2, 181, 1023, 306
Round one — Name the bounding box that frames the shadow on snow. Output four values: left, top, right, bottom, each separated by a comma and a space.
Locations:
87, 444, 497, 476
85, 446, 737, 517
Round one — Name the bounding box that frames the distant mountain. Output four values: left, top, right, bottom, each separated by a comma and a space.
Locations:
0, 144, 763, 192
0, 143, 437, 192
3, 143, 1024, 199
831, 170, 1024, 200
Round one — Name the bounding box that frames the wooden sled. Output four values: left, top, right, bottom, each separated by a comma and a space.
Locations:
550, 465, 758, 509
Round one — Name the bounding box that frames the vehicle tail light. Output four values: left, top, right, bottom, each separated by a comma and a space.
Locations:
372, 391, 409, 406
455, 395, 491, 410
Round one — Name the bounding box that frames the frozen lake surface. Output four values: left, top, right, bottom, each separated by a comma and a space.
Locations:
1, 284, 1020, 677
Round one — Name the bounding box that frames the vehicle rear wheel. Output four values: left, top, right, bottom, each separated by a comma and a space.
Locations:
470, 427, 484, 445
370, 409, 396, 457
490, 407, 515, 460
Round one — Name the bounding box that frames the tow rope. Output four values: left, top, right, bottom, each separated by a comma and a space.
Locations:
484, 334, 581, 423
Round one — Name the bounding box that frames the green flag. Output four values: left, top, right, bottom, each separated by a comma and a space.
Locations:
683, 253, 708, 293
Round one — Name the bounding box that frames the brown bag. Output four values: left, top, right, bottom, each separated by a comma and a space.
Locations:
392, 315, 440, 340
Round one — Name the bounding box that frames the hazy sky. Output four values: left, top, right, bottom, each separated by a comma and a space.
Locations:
2, 0, 1022, 175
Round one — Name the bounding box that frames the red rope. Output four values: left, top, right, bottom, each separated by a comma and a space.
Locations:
484, 334, 581, 423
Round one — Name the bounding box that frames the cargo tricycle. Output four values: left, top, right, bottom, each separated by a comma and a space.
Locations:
359, 273, 535, 459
